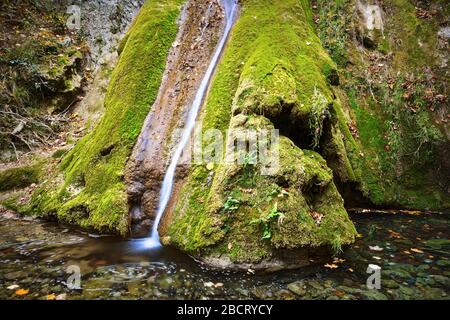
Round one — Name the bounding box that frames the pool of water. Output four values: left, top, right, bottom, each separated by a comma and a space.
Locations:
0, 211, 449, 300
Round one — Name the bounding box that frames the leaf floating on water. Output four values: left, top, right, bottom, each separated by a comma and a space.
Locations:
15, 289, 29, 296
7, 284, 19, 290
388, 229, 402, 239
324, 263, 339, 269
369, 245, 384, 251
333, 258, 346, 264
410, 248, 424, 254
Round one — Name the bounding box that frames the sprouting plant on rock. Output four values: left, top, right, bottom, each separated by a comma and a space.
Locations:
309, 87, 329, 149
250, 202, 284, 240
223, 196, 240, 212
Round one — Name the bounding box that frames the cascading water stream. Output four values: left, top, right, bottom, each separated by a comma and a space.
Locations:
143, 0, 238, 249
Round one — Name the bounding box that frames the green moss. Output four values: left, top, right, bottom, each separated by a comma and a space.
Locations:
28, 0, 184, 235
167, 0, 357, 265
0, 163, 42, 192
314, 0, 449, 210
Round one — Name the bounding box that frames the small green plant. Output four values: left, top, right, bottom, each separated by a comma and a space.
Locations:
239, 150, 258, 187
331, 236, 343, 255
223, 196, 240, 212
251, 202, 283, 240
309, 87, 329, 149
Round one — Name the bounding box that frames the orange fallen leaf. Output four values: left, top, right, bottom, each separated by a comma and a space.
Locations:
334, 290, 345, 297
15, 289, 29, 296
46, 294, 56, 300
403, 250, 411, 255
324, 263, 339, 269
410, 248, 424, 254
348, 268, 354, 273
388, 229, 402, 239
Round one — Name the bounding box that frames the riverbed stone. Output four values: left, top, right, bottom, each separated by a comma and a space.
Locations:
361, 290, 388, 300
287, 281, 307, 296
422, 287, 448, 300
436, 259, 450, 267
382, 279, 399, 289
429, 275, 450, 287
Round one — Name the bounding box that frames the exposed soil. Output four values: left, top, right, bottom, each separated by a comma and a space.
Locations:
125, 0, 227, 236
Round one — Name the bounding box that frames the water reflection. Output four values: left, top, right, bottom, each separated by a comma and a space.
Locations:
0, 212, 449, 300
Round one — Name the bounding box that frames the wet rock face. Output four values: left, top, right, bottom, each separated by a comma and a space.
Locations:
74, 0, 145, 67
125, 0, 227, 236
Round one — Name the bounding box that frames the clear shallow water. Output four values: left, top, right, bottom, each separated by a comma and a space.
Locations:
0, 212, 449, 300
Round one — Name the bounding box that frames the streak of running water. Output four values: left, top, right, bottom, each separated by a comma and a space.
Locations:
143, 0, 238, 249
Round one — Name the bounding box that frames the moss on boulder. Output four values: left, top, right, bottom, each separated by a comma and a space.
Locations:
25, 0, 183, 235
0, 163, 42, 192
166, 0, 357, 268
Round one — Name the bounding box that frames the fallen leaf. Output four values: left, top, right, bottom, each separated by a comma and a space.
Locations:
348, 268, 354, 273
56, 294, 66, 300
15, 289, 29, 296
388, 229, 402, 239
7, 285, 19, 290
324, 263, 339, 269
46, 294, 56, 300
214, 283, 224, 288
410, 248, 424, 254
334, 290, 345, 297
372, 256, 382, 260
333, 258, 346, 264
369, 245, 384, 252
204, 282, 215, 288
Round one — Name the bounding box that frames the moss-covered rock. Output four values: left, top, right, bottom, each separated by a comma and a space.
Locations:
0, 163, 42, 192
25, 0, 184, 235
165, 0, 357, 269
314, 0, 450, 210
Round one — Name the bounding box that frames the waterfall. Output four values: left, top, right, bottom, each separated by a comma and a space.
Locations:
143, 0, 238, 249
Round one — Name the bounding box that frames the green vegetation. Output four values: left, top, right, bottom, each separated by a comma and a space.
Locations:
0, 1, 88, 160
314, 0, 449, 210
0, 163, 42, 192
250, 202, 283, 240
167, 0, 357, 266
25, 0, 184, 235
